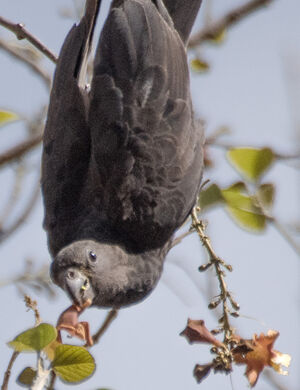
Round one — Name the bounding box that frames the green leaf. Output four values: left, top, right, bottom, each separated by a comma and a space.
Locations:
17, 367, 36, 387
43, 339, 61, 361
227, 147, 275, 182
222, 190, 256, 212
225, 206, 266, 231
191, 58, 210, 73
198, 184, 224, 210
209, 28, 226, 44
256, 183, 275, 210
225, 181, 247, 194
221, 186, 266, 231
8, 323, 57, 352
0, 110, 19, 127
52, 345, 95, 383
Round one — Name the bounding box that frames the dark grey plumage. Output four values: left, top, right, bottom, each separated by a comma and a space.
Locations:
42, 0, 204, 308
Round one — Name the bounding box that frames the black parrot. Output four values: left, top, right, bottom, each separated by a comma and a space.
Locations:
42, 0, 204, 310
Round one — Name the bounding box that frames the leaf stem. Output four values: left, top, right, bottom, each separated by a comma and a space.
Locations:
271, 218, 300, 257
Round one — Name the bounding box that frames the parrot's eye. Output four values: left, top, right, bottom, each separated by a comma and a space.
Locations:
89, 251, 97, 262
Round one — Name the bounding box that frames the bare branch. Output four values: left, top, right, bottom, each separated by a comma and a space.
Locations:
171, 229, 193, 248
0, 162, 25, 225
1, 351, 19, 390
189, 0, 274, 48
0, 261, 55, 299
48, 371, 56, 390
92, 309, 118, 345
191, 208, 235, 344
271, 218, 300, 257
0, 134, 42, 168
0, 179, 40, 243
0, 15, 57, 63
0, 37, 51, 88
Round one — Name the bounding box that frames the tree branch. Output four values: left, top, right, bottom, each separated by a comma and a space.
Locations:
0, 179, 40, 244
48, 371, 56, 390
171, 229, 193, 248
270, 218, 300, 257
0, 37, 51, 88
1, 351, 19, 390
0, 134, 42, 168
189, 0, 274, 48
191, 208, 235, 344
0, 15, 57, 63
92, 309, 118, 345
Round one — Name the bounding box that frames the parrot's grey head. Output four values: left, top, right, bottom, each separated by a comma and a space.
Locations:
50, 239, 161, 308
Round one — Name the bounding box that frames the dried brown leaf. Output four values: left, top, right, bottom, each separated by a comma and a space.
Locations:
180, 319, 223, 347
193, 363, 213, 383
56, 301, 93, 346
233, 330, 291, 387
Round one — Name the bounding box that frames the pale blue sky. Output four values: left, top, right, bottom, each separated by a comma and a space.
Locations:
0, 1, 299, 389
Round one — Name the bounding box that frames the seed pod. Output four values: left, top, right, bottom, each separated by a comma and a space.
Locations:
208, 299, 221, 309
227, 294, 240, 311
198, 263, 212, 272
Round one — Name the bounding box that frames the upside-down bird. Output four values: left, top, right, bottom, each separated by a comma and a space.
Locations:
42, 0, 204, 311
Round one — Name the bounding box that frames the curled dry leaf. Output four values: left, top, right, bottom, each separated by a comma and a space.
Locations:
180, 319, 223, 347
193, 363, 213, 383
232, 330, 291, 387
57, 300, 93, 346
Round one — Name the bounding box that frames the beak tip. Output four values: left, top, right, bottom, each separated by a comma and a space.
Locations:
64, 268, 94, 307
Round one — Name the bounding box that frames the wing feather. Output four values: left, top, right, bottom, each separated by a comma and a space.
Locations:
42, 4, 100, 256
87, 0, 204, 252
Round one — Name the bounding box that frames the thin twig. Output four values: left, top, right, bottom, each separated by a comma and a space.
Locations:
0, 38, 51, 88
0, 261, 55, 299
271, 218, 300, 257
189, 0, 274, 48
92, 309, 118, 345
1, 351, 19, 390
0, 162, 25, 228
0, 178, 40, 243
191, 208, 233, 342
47, 371, 56, 390
0, 134, 42, 168
0, 15, 57, 63
171, 229, 194, 248
244, 184, 300, 258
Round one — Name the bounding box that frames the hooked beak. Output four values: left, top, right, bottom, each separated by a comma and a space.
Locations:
64, 267, 95, 307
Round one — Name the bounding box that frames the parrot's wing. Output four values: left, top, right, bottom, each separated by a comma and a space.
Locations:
87, 0, 204, 253
42, 0, 101, 256
162, 0, 202, 45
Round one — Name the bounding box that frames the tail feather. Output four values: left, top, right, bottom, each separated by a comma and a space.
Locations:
162, 0, 202, 44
